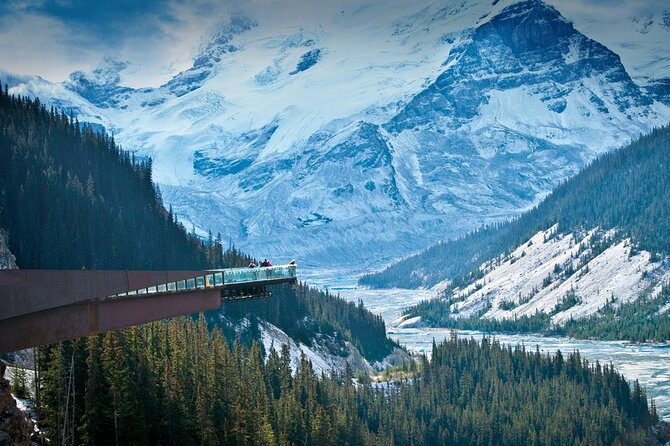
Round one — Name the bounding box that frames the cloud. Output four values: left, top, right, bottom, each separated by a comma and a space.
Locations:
1, 0, 668, 88
550, 0, 669, 22
0, 0, 243, 87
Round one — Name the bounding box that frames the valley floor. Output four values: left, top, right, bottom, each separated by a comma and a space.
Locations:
304, 267, 670, 421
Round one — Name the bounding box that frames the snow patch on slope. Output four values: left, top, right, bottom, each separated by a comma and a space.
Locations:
259, 320, 410, 373
445, 226, 668, 325
259, 321, 373, 374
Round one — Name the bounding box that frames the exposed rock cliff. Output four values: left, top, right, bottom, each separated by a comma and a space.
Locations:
0, 230, 16, 270
0, 363, 31, 446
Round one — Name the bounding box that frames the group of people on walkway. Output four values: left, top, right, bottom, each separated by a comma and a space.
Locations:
247, 259, 296, 268
248, 258, 272, 268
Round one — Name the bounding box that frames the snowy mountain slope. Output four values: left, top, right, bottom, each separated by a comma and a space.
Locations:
431, 226, 670, 326
258, 320, 399, 375
0, 70, 111, 125
387, 120, 670, 336
549, 1, 670, 86
219, 315, 408, 375
3, 0, 670, 266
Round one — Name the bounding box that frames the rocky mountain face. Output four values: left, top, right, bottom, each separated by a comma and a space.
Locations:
3, 0, 669, 266
0, 231, 16, 271
0, 233, 29, 445
0, 363, 31, 446
431, 227, 669, 326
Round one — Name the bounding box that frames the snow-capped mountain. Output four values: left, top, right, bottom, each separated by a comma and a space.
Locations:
3, 0, 669, 266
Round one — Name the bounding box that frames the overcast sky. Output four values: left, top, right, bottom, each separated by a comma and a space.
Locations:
0, 0, 667, 88
0, 0, 248, 87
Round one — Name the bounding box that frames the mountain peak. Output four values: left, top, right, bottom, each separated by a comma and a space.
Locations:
489, 0, 574, 52
69, 58, 129, 87
164, 15, 257, 97
65, 58, 133, 108
193, 15, 257, 69
388, 0, 651, 131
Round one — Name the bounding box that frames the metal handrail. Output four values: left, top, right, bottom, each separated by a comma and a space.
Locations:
219, 265, 296, 285
110, 264, 297, 297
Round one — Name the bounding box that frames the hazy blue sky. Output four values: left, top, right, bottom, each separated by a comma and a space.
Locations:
0, 0, 667, 88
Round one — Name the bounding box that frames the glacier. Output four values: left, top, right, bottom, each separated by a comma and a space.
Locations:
2, 0, 670, 266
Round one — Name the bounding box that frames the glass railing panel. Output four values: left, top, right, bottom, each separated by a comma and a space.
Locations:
196, 276, 205, 288
223, 268, 256, 284
107, 264, 296, 298
222, 265, 296, 284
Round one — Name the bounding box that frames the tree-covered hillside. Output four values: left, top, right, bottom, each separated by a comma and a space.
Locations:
0, 83, 395, 362
362, 124, 670, 289
409, 284, 670, 343
37, 321, 659, 445
0, 83, 219, 270
221, 284, 392, 362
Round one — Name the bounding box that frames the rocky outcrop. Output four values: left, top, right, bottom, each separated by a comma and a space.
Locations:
0, 362, 32, 446
377, 347, 412, 369
650, 421, 670, 446
0, 231, 29, 445
0, 230, 17, 270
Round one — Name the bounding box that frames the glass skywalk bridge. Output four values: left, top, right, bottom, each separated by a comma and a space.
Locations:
110, 264, 297, 300
0, 264, 298, 353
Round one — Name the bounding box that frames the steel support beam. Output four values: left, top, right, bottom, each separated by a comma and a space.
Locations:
0, 267, 297, 353
0, 269, 208, 321
0, 289, 222, 353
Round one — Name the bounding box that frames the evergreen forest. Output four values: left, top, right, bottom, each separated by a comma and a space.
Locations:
36, 322, 659, 445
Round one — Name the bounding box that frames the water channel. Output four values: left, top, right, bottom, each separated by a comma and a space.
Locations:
304, 268, 670, 421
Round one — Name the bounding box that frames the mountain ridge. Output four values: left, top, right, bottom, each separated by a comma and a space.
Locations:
386, 124, 670, 341
3, 0, 669, 266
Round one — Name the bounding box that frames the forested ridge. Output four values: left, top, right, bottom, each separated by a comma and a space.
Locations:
0, 82, 217, 270
556, 283, 670, 342
222, 285, 393, 362
361, 124, 670, 289
37, 322, 659, 445
410, 283, 670, 342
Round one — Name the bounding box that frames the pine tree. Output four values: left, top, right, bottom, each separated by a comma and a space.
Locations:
101, 331, 148, 446
10, 366, 28, 399
82, 336, 112, 446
